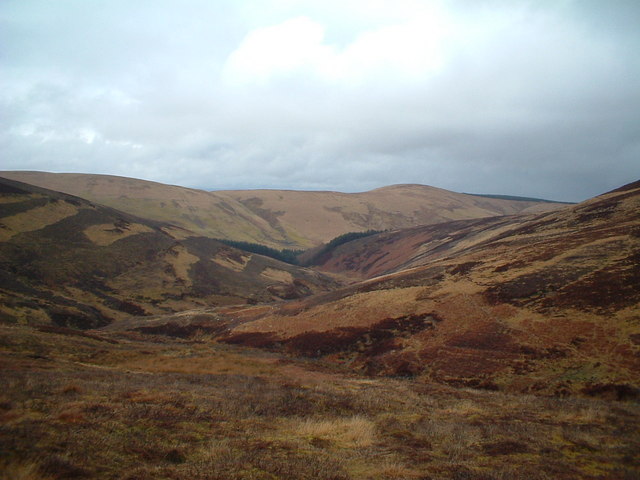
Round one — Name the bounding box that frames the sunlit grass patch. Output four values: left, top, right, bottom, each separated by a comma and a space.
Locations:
437, 398, 485, 416
555, 404, 607, 424
292, 415, 376, 448
194, 437, 350, 480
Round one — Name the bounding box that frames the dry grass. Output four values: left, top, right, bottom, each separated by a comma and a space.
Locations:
83, 222, 153, 246
0, 461, 53, 480
0, 200, 77, 241
375, 461, 424, 479
110, 347, 279, 377
212, 251, 251, 271
260, 267, 294, 283
0, 324, 638, 480
293, 415, 375, 447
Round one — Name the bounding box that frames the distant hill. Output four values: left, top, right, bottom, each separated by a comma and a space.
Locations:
0, 171, 298, 248
220, 184, 567, 247
0, 177, 338, 328
0, 172, 567, 249
159, 180, 639, 398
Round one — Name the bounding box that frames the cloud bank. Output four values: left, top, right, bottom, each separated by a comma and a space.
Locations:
1, 0, 639, 201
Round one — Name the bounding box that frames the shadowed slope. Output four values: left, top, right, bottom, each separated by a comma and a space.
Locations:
0, 177, 338, 328
309, 216, 518, 279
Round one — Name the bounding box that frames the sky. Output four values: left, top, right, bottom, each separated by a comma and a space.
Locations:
1, 0, 639, 202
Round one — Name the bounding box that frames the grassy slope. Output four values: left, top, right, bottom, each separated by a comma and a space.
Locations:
1, 324, 638, 480
220, 183, 567, 246
0, 171, 299, 248
1, 174, 638, 479
0, 172, 566, 249
0, 177, 338, 328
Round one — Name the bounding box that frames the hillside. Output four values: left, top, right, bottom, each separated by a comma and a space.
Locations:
1, 177, 639, 479
0, 172, 567, 249
0, 171, 298, 248
3, 324, 639, 480
221, 183, 567, 246
139, 180, 640, 398
0, 177, 338, 328
307, 216, 518, 279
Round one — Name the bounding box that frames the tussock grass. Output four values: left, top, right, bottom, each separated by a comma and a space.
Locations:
294, 415, 375, 447
0, 325, 638, 479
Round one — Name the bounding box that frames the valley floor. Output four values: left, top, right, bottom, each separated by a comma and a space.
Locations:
0, 325, 638, 480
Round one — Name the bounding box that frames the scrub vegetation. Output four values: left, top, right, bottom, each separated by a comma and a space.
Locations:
1, 325, 638, 480
1, 175, 639, 479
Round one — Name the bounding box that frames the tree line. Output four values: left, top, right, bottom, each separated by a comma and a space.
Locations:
216, 230, 384, 266
216, 239, 303, 264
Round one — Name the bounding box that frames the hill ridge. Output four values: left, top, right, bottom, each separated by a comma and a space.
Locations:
0, 171, 568, 249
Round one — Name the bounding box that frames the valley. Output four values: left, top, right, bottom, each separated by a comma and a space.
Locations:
0, 172, 638, 479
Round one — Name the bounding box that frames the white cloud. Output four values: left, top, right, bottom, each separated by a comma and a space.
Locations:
223, 4, 453, 86
223, 17, 333, 84
1, 0, 639, 201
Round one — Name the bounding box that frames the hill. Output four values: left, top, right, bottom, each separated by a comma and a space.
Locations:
0, 177, 338, 328
0, 172, 567, 249
145, 180, 640, 398
220, 183, 567, 247
0, 171, 298, 248
1, 177, 638, 479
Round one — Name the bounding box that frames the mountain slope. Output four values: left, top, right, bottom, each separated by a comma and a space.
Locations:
0, 171, 298, 248
220, 183, 567, 246
204, 180, 640, 397
0, 177, 338, 328
308, 216, 519, 279
0, 172, 567, 249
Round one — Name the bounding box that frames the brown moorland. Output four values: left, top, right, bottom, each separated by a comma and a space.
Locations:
1, 175, 638, 479
180, 180, 640, 398
0, 177, 337, 328
0, 171, 567, 249
219, 183, 567, 247
0, 324, 638, 479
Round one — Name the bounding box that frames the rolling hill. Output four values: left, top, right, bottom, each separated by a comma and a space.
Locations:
0, 171, 567, 249
1, 174, 638, 479
132, 180, 640, 398
221, 184, 567, 247
0, 177, 338, 328
2, 172, 637, 396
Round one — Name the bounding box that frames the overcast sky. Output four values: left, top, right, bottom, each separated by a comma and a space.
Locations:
1, 0, 639, 201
